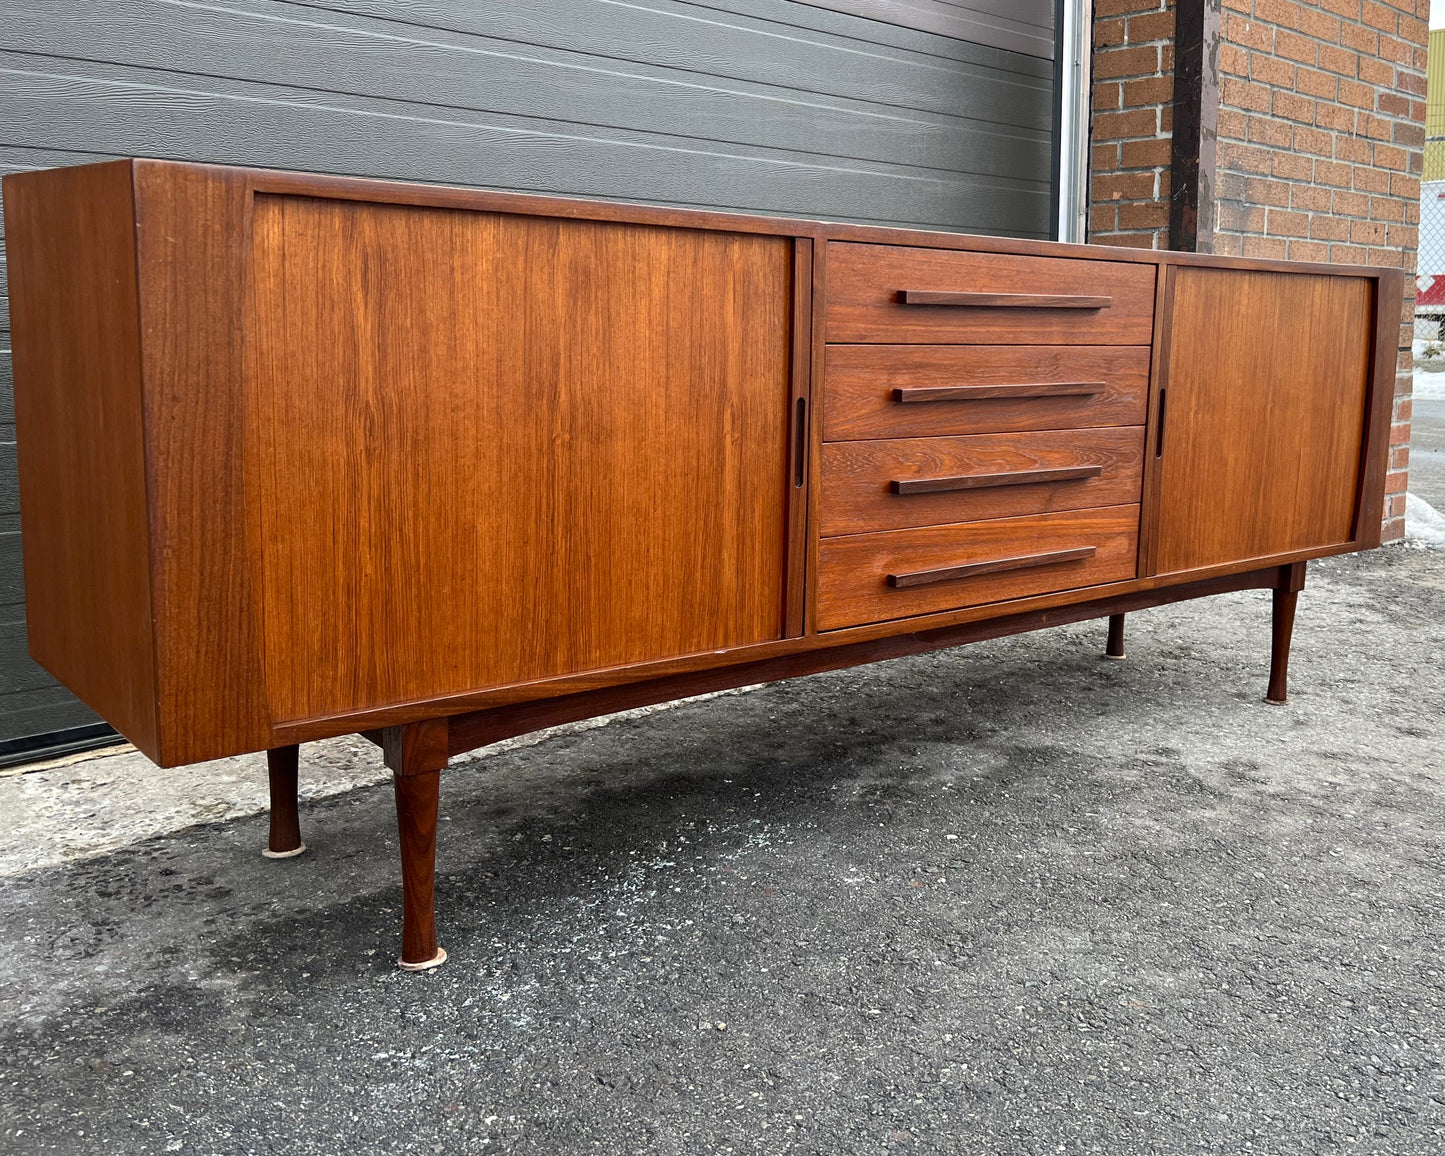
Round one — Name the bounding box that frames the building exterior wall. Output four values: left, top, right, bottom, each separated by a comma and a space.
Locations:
1089, 0, 1429, 543
1090, 0, 1178, 248
0, 0, 1058, 755
1423, 25, 1445, 179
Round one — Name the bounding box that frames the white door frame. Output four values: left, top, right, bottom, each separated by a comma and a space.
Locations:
1056, 0, 1092, 243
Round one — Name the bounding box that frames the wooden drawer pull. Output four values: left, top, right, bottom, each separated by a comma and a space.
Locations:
892, 382, 1104, 404
898, 290, 1112, 309
887, 546, 1096, 589
890, 465, 1103, 495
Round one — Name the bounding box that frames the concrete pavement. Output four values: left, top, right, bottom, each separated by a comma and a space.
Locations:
1, 546, 1442, 1155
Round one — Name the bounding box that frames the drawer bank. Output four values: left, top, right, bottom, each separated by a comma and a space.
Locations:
3, 160, 1401, 970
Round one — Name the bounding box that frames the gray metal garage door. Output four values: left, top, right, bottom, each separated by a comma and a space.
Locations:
0, 0, 1057, 763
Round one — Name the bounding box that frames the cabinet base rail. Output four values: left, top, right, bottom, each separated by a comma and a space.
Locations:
263, 562, 1307, 969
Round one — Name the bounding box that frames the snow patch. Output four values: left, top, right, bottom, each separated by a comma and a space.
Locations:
1405, 492, 1445, 548
1413, 369, 1445, 400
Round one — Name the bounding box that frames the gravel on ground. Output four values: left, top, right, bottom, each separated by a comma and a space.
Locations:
1, 545, 1442, 1155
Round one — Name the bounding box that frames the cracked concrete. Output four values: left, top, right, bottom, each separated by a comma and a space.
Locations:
0, 546, 1442, 1155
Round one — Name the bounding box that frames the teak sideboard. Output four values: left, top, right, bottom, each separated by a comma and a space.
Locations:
3, 160, 1400, 969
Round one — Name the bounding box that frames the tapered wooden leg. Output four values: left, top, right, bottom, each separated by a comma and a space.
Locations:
1104, 613, 1126, 660
262, 744, 306, 858
1265, 562, 1307, 705
383, 718, 450, 971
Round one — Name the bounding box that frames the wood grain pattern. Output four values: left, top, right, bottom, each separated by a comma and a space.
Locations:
0, 160, 1403, 768
817, 505, 1141, 630
1265, 586, 1300, 705
382, 716, 449, 778
250, 195, 793, 722
806, 229, 829, 638
265, 745, 303, 855
1, 159, 160, 757
443, 563, 1287, 758
891, 465, 1103, 494
786, 238, 814, 637
887, 546, 1096, 588
1105, 613, 1126, 659
893, 381, 1104, 403
1152, 268, 1373, 575
1265, 565, 1306, 705
826, 243, 1156, 344
823, 345, 1151, 440
382, 717, 448, 966
391, 769, 443, 965
272, 531, 1365, 747
133, 160, 273, 766
821, 426, 1145, 535
1353, 268, 1405, 549
1135, 257, 1174, 580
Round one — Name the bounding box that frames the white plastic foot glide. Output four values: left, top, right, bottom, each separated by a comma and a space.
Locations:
261, 842, 307, 859
397, 947, 447, 972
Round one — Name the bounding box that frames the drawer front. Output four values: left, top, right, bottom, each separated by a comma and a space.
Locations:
825, 243, 1156, 345
821, 427, 1145, 537
823, 344, 1151, 441
817, 506, 1140, 631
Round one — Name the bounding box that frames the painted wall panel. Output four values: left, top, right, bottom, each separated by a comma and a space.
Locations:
0, 0, 1055, 747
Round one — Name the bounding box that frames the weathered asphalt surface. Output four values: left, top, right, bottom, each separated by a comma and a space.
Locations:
1, 546, 1443, 1156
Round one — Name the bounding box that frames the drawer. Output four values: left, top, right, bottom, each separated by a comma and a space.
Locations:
817, 506, 1140, 631
825, 243, 1156, 345
823, 344, 1151, 441
820, 427, 1145, 537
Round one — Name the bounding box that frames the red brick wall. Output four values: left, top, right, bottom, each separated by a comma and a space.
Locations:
1091, 0, 1177, 249
1089, 0, 1428, 542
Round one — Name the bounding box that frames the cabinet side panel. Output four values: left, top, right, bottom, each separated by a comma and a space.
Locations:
1153, 267, 1372, 576
1353, 269, 1404, 549
251, 197, 793, 722
133, 162, 271, 765
2, 161, 160, 758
